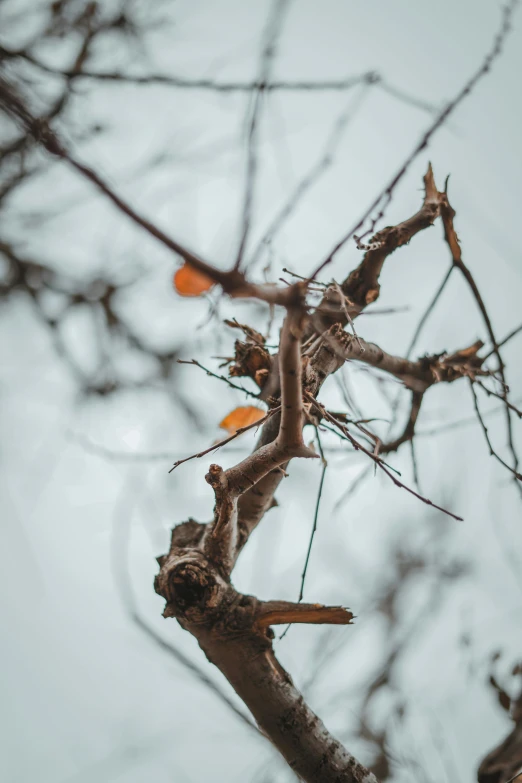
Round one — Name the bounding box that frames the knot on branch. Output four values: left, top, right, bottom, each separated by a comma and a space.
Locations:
154, 547, 270, 639
170, 562, 214, 607
30, 118, 65, 156
205, 462, 227, 491
155, 553, 221, 621
424, 340, 486, 384
205, 462, 237, 514
365, 70, 381, 85
342, 269, 380, 308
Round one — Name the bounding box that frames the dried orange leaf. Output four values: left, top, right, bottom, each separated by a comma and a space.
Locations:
173, 264, 214, 297
219, 405, 265, 434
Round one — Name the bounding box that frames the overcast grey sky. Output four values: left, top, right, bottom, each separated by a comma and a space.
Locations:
1, 2, 522, 782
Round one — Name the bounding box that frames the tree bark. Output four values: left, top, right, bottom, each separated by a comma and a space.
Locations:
191, 625, 377, 783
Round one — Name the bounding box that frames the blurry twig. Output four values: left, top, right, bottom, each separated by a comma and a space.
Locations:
248, 82, 371, 269
476, 380, 522, 418
307, 393, 463, 520
405, 265, 454, 359
177, 359, 260, 399
333, 464, 373, 512
440, 182, 522, 489
416, 398, 522, 436
111, 475, 259, 734
234, 0, 292, 268
312, 0, 519, 279
483, 322, 522, 359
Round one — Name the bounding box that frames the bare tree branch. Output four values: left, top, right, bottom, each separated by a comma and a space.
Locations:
234, 0, 292, 269
405, 264, 454, 359
312, 0, 519, 279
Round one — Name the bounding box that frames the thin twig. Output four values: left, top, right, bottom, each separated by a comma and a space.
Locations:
247, 83, 371, 269
307, 392, 463, 520
299, 427, 328, 603
320, 422, 387, 463
476, 380, 522, 418
384, 264, 453, 444
282, 267, 325, 286
131, 613, 260, 734
279, 427, 328, 641
70, 431, 182, 462
380, 391, 424, 454
410, 439, 422, 494
169, 406, 279, 473
333, 465, 373, 513
376, 79, 442, 116
2, 44, 446, 124
405, 265, 454, 359
333, 281, 364, 352
0, 75, 297, 308
416, 398, 522, 437
483, 322, 522, 359
2, 49, 374, 90
111, 476, 258, 733
359, 306, 410, 317
311, 0, 519, 279
469, 382, 522, 481
441, 182, 521, 487
177, 359, 260, 399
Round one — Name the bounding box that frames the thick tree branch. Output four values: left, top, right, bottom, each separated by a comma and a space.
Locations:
310, 165, 444, 334
154, 520, 375, 783
343, 165, 442, 311
235, 323, 347, 552
152, 289, 379, 782
201, 302, 317, 573
234, 320, 485, 559
478, 683, 522, 783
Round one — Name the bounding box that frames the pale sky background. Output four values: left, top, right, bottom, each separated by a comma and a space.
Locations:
1, 1, 522, 782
